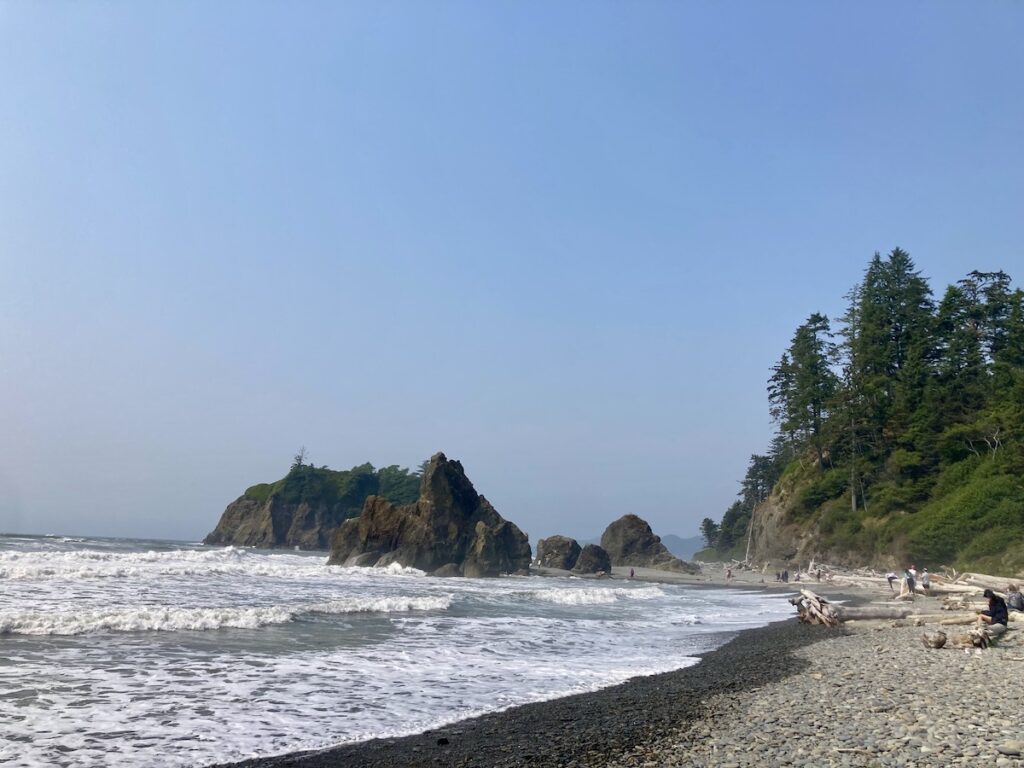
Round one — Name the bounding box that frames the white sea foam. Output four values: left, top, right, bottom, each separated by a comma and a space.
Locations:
0, 595, 452, 636
0, 546, 432, 582
0, 534, 796, 768
530, 586, 667, 605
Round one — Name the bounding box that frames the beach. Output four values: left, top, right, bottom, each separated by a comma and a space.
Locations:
221, 566, 1024, 768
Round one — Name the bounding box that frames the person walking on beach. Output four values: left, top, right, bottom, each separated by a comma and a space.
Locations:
629, 567, 634, 579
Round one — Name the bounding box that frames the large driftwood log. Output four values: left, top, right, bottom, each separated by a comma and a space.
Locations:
834, 605, 914, 621
789, 589, 840, 627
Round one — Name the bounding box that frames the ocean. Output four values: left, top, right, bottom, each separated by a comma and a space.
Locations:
0, 535, 793, 767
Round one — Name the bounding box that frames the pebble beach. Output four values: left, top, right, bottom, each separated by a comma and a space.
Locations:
221, 568, 1024, 768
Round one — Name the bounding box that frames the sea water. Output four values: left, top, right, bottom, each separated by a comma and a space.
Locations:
0, 535, 793, 767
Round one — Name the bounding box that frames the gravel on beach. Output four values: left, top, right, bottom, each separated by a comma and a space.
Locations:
219, 599, 1024, 768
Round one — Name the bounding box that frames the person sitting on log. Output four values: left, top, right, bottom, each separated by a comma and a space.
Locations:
979, 589, 1009, 627
1006, 584, 1024, 612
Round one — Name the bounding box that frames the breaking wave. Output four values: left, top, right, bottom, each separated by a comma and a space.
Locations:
531, 586, 666, 605
0, 595, 452, 636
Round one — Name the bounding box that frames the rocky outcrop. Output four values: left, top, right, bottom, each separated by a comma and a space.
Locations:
600, 514, 699, 573
204, 493, 367, 550
328, 453, 531, 577
204, 462, 420, 550
572, 544, 611, 574
536, 535, 582, 570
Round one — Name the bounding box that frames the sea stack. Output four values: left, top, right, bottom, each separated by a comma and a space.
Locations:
328, 452, 532, 577
572, 544, 612, 575
535, 535, 582, 570
600, 514, 699, 573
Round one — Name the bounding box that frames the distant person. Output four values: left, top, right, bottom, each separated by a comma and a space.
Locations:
775, 571, 781, 582
629, 567, 634, 579
886, 572, 898, 592
979, 589, 1009, 627
815, 569, 821, 582
726, 567, 732, 581
1006, 584, 1024, 612
905, 568, 916, 597
920, 568, 931, 595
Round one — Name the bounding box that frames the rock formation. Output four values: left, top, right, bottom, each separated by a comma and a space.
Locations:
204, 493, 367, 550
600, 514, 699, 573
572, 544, 612, 574
535, 535, 582, 570
328, 452, 532, 577
204, 462, 420, 550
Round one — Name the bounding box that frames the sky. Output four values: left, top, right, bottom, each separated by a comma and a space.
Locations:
1, 2, 1022, 545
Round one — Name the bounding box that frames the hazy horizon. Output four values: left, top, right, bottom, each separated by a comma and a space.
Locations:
2, 3, 1022, 545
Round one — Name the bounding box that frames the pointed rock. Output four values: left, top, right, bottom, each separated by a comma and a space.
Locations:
328, 453, 531, 577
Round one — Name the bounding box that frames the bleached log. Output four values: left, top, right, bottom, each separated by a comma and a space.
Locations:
957, 572, 1021, 588
835, 606, 914, 621
789, 588, 840, 627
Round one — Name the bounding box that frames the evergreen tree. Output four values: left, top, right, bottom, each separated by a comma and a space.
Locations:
769, 313, 838, 466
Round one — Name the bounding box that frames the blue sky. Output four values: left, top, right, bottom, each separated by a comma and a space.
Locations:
1, 3, 1022, 544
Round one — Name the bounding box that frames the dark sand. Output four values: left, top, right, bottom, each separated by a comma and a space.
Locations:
215, 617, 841, 768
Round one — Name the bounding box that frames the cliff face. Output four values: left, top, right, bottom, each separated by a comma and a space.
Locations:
204, 463, 419, 550
746, 474, 895, 569
204, 495, 356, 550
327, 452, 532, 577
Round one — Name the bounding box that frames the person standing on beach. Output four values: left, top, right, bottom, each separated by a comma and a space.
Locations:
921, 568, 931, 595
905, 567, 916, 597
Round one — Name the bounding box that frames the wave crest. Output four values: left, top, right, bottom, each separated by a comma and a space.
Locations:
0, 595, 452, 636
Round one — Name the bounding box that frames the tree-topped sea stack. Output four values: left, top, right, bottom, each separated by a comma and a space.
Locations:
600, 514, 699, 573
328, 452, 532, 577
204, 458, 421, 550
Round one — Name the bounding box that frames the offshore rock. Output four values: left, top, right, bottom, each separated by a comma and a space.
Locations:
328, 453, 532, 577
203, 462, 416, 550
536, 535, 582, 570
572, 544, 612, 574
600, 514, 699, 573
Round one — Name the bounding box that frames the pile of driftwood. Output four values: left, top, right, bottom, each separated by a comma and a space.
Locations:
789, 588, 1013, 651
790, 589, 921, 625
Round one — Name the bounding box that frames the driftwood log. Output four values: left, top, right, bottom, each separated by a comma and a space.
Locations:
789, 589, 840, 627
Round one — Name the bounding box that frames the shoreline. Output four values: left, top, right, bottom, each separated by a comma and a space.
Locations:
215, 565, 1024, 767
215, 583, 846, 768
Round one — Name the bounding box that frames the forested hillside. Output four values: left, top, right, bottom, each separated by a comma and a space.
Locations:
700, 249, 1024, 573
